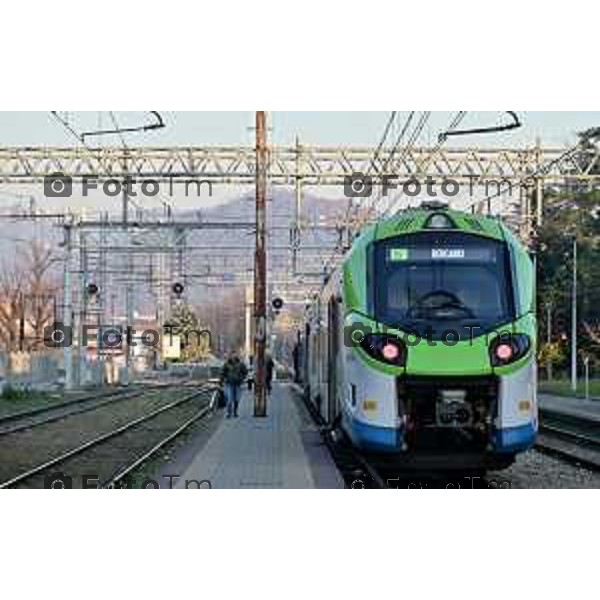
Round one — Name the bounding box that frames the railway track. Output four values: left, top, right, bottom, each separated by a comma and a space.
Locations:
536, 409, 600, 472
297, 386, 513, 488
106, 388, 220, 489
0, 384, 217, 488
295, 386, 600, 487
0, 387, 149, 436
296, 387, 387, 488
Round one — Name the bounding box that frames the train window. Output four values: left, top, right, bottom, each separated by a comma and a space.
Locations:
373, 232, 515, 340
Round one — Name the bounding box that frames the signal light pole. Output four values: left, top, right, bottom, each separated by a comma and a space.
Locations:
254, 111, 268, 417
571, 236, 578, 393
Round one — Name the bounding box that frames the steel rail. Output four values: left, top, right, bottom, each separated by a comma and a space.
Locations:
0, 383, 181, 437
0, 386, 135, 426
105, 397, 217, 488
536, 411, 600, 472
0, 385, 213, 489
0, 389, 147, 436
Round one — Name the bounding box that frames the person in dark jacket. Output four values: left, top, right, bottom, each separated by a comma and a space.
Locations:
220, 351, 248, 418
246, 355, 254, 390
265, 353, 274, 395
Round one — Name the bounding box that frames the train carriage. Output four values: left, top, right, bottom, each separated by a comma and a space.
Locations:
300, 205, 537, 471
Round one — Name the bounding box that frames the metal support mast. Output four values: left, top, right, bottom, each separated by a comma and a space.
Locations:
571, 237, 578, 392
254, 111, 268, 418
62, 224, 73, 390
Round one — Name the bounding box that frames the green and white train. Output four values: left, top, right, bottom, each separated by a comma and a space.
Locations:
299, 205, 537, 471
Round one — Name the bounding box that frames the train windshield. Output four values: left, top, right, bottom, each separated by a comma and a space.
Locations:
373, 232, 514, 340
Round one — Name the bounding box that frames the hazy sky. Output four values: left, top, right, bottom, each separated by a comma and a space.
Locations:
0, 111, 598, 147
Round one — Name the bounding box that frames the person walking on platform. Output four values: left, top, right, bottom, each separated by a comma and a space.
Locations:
246, 355, 254, 391
220, 351, 248, 418
265, 353, 275, 395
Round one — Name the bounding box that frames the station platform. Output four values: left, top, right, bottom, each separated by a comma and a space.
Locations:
539, 393, 600, 422
177, 382, 344, 488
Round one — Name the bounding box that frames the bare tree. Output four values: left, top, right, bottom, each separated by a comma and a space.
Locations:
0, 263, 26, 351
24, 241, 58, 349
0, 240, 58, 352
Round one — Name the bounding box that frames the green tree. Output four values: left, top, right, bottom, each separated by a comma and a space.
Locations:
167, 304, 212, 362
536, 145, 600, 377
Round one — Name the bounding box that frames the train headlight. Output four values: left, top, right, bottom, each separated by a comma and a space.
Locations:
382, 342, 401, 361
489, 334, 531, 367
495, 343, 514, 362
360, 334, 406, 367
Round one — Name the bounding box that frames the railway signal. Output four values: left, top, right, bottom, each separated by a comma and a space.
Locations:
272, 297, 284, 314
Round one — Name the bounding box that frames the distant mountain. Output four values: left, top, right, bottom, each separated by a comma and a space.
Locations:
0, 189, 348, 312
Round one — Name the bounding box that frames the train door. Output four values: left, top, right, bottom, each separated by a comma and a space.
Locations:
327, 296, 340, 424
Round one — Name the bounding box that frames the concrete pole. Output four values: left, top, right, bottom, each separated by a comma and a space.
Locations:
546, 302, 552, 382
571, 237, 578, 393
124, 252, 133, 386
584, 356, 590, 401
535, 138, 543, 227
122, 150, 129, 224
519, 184, 528, 241
254, 111, 268, 417
77, 230, 87, 387
292, 136, 302, 274
536, 177, 543, 228
155, 253, 166, 370
63, 224, 74, 390
149, 258, 160, 370
97, 213, 108, 387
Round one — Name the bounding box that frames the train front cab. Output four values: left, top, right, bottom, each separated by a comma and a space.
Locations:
341, 319, 538, 470
338, 221, 537, 470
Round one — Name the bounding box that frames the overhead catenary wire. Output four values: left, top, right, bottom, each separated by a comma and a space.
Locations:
51, 111, 176, 215
466, 126, 598, 215
379, 111, 468, 218
107, 111, 174, 214
368, 111, 398, 176
372, 111, 434, 218
81, 111, 165, 141
438, 111, 521, 143
344, 111, 399, 235
361, 111, 417, 222
106, 111, 145, 214
325, 111, 427, 278
108, 111, 129, 150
